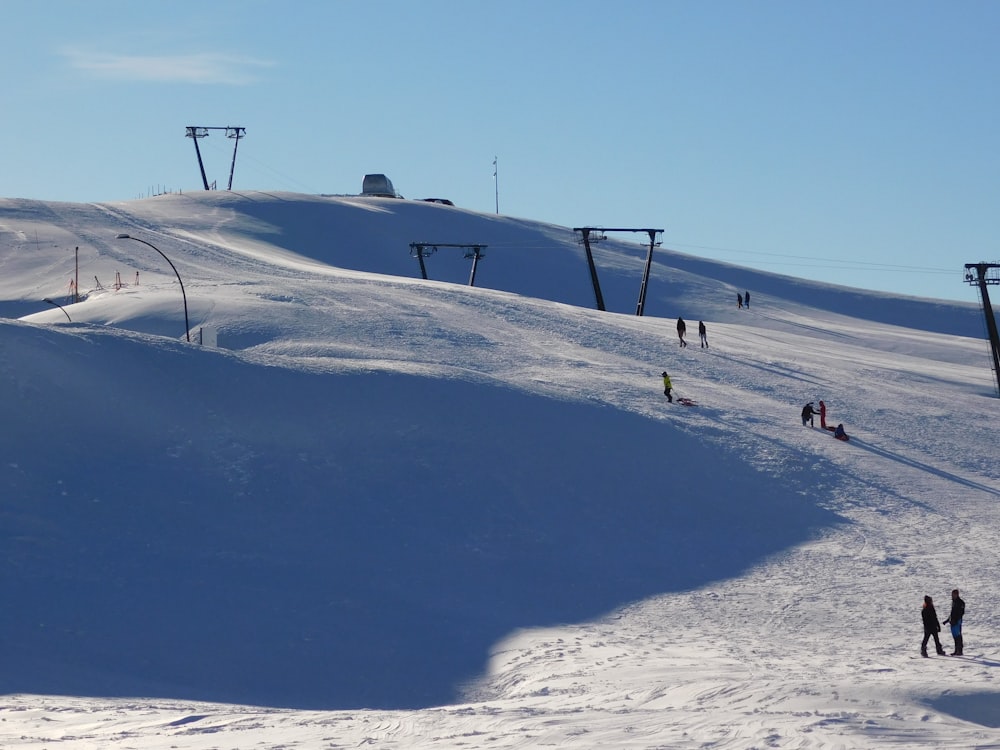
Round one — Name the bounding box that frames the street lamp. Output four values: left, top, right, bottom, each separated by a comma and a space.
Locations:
42, 297, 72, 322
115, 233, 191, 342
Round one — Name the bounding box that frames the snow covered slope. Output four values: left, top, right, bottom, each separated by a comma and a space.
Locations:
1, 191, 998, 747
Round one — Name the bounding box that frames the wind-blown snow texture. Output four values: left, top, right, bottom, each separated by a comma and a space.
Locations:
1, 191, 999, 748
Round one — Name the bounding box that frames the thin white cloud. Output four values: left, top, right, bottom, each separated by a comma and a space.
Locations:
62, 49, 274, 85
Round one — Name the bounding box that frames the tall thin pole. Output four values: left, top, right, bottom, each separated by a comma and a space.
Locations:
493, 156, 499, 215
576, 228, 606, 312
187, 128, 210, 191
410, 243, 430, 280
228, 133, 240, 190
966, 262, 1000, 397
74, 246, 80, 303
635, 230, 657, 316
468, 246, 483, 287
227, 127, 245, 191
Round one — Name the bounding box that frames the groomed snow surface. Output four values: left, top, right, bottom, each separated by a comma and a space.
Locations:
2, 191, 999, 748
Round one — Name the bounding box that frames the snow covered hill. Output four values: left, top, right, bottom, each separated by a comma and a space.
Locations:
1, 191, 999, 748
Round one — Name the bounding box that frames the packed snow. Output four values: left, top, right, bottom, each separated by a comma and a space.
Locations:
1, 191, 999, 748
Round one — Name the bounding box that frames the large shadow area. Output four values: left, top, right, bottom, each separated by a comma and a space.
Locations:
0, 324, 841, 709
929, 686, 1000, 728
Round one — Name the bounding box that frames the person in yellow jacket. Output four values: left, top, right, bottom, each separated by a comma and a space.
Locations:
661, 371, 673, 402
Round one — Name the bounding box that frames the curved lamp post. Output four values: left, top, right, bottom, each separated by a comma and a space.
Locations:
115, 233, 191, 342
42, 297, 72, 322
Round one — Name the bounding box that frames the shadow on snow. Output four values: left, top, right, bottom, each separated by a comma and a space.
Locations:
0, 324, 842, 709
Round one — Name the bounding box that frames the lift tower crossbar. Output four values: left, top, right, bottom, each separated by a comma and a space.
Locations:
965, 262, 1000, 397
573, 227, 664, 315
185, 126, 246, 191
409, 243, 488, 286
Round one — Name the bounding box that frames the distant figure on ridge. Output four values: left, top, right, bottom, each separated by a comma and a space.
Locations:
943, 588, 965, 656
921, 595, 946, 657
744, 290, 750, 309
676, 317, 687, 348
801, 402, 818, 427
737, 292, 743, 309
662, 371, 673, 403
698, 320, 708, 348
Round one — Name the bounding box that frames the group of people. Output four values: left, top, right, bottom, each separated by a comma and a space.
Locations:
665, 296, 970, 667
675, 288, 752, 348
663, 340, 852, 439
801, 400, 849, 441
921, 589, 965, 657
676, 318, 709, 349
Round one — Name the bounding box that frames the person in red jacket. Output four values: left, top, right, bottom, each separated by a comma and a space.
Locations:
819, 400, 828, 429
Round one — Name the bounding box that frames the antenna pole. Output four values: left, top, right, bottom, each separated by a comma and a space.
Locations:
493, 156, 499, 215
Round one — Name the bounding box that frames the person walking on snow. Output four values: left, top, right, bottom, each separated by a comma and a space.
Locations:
737, 292, 743, 309
698, 320, 708, 348
801, 402, 818, 426
943, 588, 965, 656
819, 400, 828, 429
921, 595, 947, 657
744, 290, 750, 309
676, 317, 687, 347
661, 371, 673, 403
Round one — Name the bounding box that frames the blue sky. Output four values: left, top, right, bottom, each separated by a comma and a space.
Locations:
4, 0, 999, 302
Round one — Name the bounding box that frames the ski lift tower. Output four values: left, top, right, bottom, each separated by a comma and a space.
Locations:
573, 227, 664, 315
964, 262, 1000, 397
185, 126, 246, 191
408, 242, 488, 286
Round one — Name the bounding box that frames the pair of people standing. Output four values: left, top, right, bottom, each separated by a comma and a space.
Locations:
737, 291, 750, 309
676, 318, 709, 348
921, 589, 965, 657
